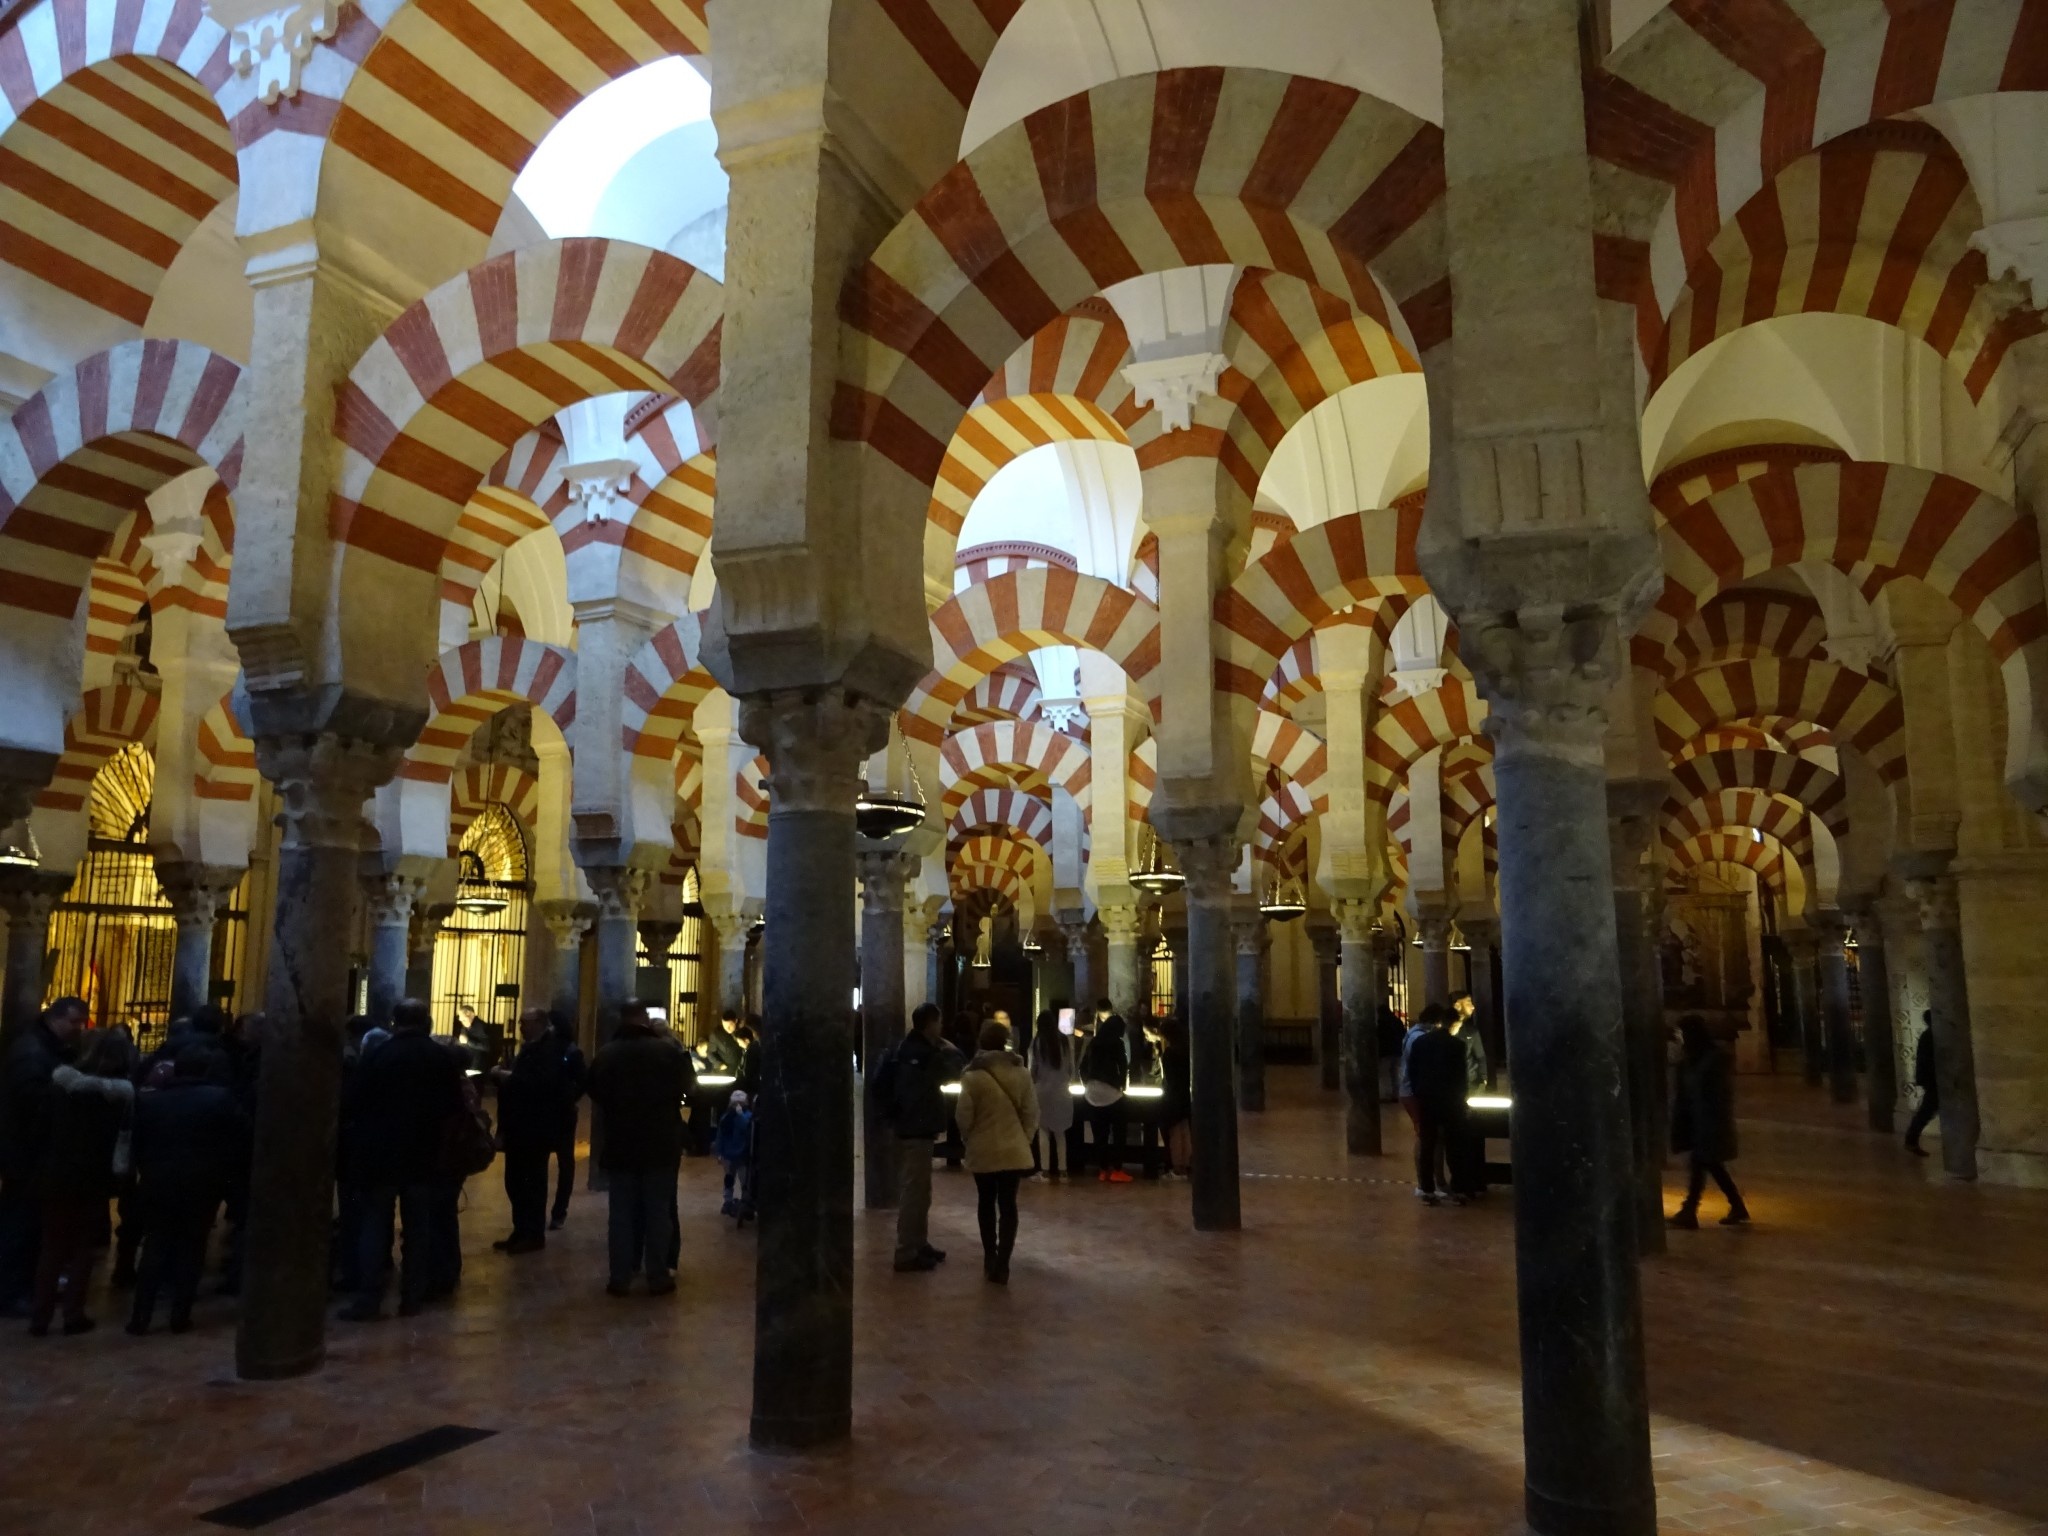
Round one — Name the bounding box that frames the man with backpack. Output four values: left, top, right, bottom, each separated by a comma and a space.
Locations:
338, 998, 467, 1321
880, 1003, 959, 1273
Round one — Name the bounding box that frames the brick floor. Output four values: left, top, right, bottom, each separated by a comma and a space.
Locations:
0, 1068, 2042, 1535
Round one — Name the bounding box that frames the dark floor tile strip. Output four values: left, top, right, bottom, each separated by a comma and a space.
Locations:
196, 1424, 497, 1529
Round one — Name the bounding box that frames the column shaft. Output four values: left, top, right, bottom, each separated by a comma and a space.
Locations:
1462, 920, 1503, 1089
858, 849, 912, 1211
537, 900, 591, 1020
1233, 912, 1266, 1113
362, 874, 424, 1028
237, 735, 392, 1382
1856, 914, 1898, 1135
1789, 937, 1825, 1086
1102, 906, 1140, 1021
1337, 905, 1382, 1155
1309, 923, 1340, 1092
1418, 914, 1452, 1007
1607, 792, 1667, 1259
742, 692, 886, 1451
1174, 833, 1240, 1230
158, 860, 240, 1024
1816, 918, 1858, 1105
1910, 873, 1979, 1179
0, 875, 67, 1041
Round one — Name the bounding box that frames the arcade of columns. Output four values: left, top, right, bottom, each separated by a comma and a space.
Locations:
0, 1, 2046, 1531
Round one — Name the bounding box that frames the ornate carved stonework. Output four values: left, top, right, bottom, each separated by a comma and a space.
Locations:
255, 734, 397, 853
1467, 607, 1624, 768
212, 0, 345, 105
736, 690, 892, 815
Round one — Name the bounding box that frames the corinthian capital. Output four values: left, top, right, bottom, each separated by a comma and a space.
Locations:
737, 690, 893, 815
255, 734, 398, 853
1468, 607, 1624, 768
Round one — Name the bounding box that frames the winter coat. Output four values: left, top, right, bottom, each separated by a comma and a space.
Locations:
713, 1105, 753, 1164
1031, 1039, 1075, 1136
702, 1027, 746, 1074
132, 1079, 242, 1206
589, 1025, 694, 1171
1079, 1031, 1129, 1097
954, 1050, 1040, 1174
1453, 1023, 1490, 1088
1159, 1040, 1193, 1128
39, 1065, 134, 1200
1405, 1028, 1469, 1116
1396, 1024, 1429, 1099
1671, 1045, 1738, 1163
1913, 1027, 1938, 1091
0, 1022, 70, 1183
346, 1029, 466, 1187
883, 1030, 957, 1141
497, 1033, 580, 1150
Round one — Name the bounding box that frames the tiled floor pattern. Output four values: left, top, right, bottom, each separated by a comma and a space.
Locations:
1, 1068, 2042, 1536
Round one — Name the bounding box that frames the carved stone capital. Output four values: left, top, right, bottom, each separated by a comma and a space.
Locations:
1231, 909, 1267, 955
583, 865, 649, 924
1170, 830, 1240, 902
1907, 874, 1960, 934
537, 899, 593, 951
0, 869, 73, 924
158, 863, 244, 935
1460, 916, 1498, 947
638, 920, 683, 957
1466, 607, 1624, 768
736, 689, 893, 815
1416, 913, 1453, 952
1098, 903, 1141, 943
857, 848, 917, 912
255, 733, 398, 853
1307, 919, 1341, 964
213, 0, 346, 104
1335, 898, 1378, 947
409, 905, 449, 961
1848, 907, 1885, 954
360, 871, 425, 929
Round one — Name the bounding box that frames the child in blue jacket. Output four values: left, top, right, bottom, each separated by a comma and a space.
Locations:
714, 1090, 754, 1221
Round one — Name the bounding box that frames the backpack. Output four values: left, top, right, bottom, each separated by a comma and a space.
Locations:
440, 1081, 498, 1179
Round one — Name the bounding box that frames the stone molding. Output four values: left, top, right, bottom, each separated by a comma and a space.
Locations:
856, 848, 917, 911
158, 863, 245, 936
1466, 608, 1623, 769
537, 899, 593, 951
736, 690, 892, 815
583, 866, 649, 924
255, 734, 399, 854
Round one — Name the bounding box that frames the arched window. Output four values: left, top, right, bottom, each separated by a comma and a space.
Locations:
429, 803, 532, 1038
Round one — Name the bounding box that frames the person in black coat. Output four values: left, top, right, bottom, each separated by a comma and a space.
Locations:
1404, 1005, 1469, 1206
338, 998, 465, 1321
32, 1029, 135, 1334
545, 1010, 586, 1229
1903, 1012, 1939, 1156
0, 998, 85, 1317
492, 1009, 578, 1253
884, 1003, 960, 1271
1669, 1015, 1748, 1228
126, 1045, 244, 1335
588, 1002, 694, 1295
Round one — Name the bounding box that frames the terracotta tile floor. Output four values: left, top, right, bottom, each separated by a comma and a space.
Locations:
2, 1068, 2043, 1536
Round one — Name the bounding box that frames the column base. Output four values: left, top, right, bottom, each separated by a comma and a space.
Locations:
236, 1343, 326, 1382
749, 1409, 852, 1452
1526, 1483, 1656, 1536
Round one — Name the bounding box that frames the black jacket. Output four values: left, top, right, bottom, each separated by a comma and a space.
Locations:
498, 1034, 581, 1150
589, 1027, 694, 1170
132, 1080, 243, 1203
39, 1072, 131, 1201
885, 1031, 957, 1141
1405, 1028, 1469, 1115
1159, 1040, 1192, 1125
1913, 1027, 1938, 1091
702, 1028, 745, 1074
1672, 1046, 1738, 1163
0, 1022, 71, 1183
1454, 1024, 1490, 1088
346, 1030, 466, 1186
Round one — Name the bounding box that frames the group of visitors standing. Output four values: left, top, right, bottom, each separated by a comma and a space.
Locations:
0, 999, 256, 1337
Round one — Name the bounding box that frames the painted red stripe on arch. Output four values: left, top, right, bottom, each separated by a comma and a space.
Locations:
874, 0, 979, 107
919, 160, 1058, 341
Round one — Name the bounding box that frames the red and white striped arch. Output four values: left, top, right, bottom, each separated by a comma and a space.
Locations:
1669, 747, 1846, 837
193, 688, 256, 806
1646, 123, 2033, 400
1648, 443, 1851, 523
1655, 657, 1904, 783
404, 636, 577, 784
949, 786, 1053, 852
1367, 678, 1489, 805
620, 446, 716, 610
0, 0, 237, 331
951, 832, 1039, 903
36, 683, 158, 814
448, 761, 541, 854
839, 67, 1447, 545
1668, 829, 1794, 899
311, 0, 708, 294
1215, 503, 1429, 702
1251, 709, 1328, 801
926, 393, 1133, 579
948, 666, 1043, 732
903, 568, 1160, 746
619, 616, 714, 765
1635, 585, 1832, 680
1662, 790, 1816, 863
437, 430, 566, 644
1589, 0, 2046, 370
0, 340, 242, 632
735, 755, 768, 841
940, 720, 1092, 821
331, 240, 721, 606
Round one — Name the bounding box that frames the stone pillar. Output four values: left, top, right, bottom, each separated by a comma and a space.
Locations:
1461, 917, 1503, 1086
583, 866, 648, 1043
740, 690, 889, 1451
404, 907, 444, 1001
157, 864, 241, 1024
1232, 908, 1266, 1112
1466, 616, 1654, 1536
1786, 930, 1824, 1086
1416, 911, 1453, 1007
1337, 900, 1382, 1155
1607, 787, 1667, 1257
1815, 912, 1858, 1106
903, 897, 933, 1013
638, 919, 683, 1011
1166, 823, 1241, 1230
361, 872, 425, 1028
1906, 863, 1979, 1179
238, 734, 394, 1382
926, 924, 946, 1019
537, 900, 591, 1019
709, 909, 751, 1021
1100, 902, 1141, 1022
0, 872, 68, 1039
858, 847, 914, 1211
1057, 912, 1094, 1009
1308, 919, 1341, 1092
1853, 908, 1898, 1135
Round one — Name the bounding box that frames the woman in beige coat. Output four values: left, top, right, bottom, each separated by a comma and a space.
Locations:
953, 1020, 1040, 1283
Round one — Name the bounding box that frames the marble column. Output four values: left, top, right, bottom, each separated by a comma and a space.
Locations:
858, 847, 915, 1211
403, 907, 444, 1002
1470, 614, 1654, 1536
1416, 912, 1453, 1007
903, 898, 932, 1012
1232, 908, 1266, 1112
1853, 908, 1898, 1135
1166, 824, 1241, 1230
537, 900, 591, 1019
1607, 788, 1667, 1258
926, 924, 946, 1019
1308, 919, 1340, 1092
0, 872, 68, 1040
238, 734, 393, 1382
157, 864, 241, 1024
1905, 864, 1979, 1179
1057, 912, 1094, 1009
361, 873, 425, 1028
740, 690, 889, 1451
583, 866, 649, 1043
1101, 902, 1141, 1022
1337, 900, 1382, 1156
1786, 931, 1824, 1086
1460, 917, 1502, 1088
1815, 912, 1859, 1106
